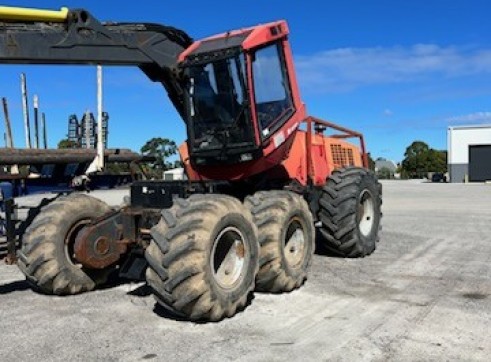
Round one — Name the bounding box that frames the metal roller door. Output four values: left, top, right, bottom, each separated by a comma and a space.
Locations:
469, 145, 491, 182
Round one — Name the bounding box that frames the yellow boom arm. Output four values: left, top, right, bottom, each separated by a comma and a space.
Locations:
0, 5, 68, 22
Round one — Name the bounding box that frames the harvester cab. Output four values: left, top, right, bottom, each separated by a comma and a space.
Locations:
176, 22, 370, 187
177, 21, 304, 167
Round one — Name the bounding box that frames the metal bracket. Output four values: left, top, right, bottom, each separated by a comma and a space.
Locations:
4, 198, 17, 264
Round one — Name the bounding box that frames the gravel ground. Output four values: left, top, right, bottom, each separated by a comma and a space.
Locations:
1, 180, 490, 361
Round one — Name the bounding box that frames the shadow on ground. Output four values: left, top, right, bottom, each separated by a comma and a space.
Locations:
125, 284, 257, 323
0, 279, 30, 294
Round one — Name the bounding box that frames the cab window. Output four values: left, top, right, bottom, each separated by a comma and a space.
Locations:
252, 43, 294, 138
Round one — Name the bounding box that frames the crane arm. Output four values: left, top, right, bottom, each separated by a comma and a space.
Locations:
0, 7, 193, 117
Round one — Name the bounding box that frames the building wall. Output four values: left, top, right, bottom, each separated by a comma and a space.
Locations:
447, 125, 491, 182
449, 163, 467, 183
163, 168, 185, 181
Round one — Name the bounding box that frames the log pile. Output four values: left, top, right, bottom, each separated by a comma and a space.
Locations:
0, 148, 154, 165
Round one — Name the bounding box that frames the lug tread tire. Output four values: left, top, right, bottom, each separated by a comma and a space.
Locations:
244, 191, 315, 293
318, 167, 382, 257
17, 194, 112, 295
145, 194, 259, 322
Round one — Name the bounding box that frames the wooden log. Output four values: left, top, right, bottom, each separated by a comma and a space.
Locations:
0, 148, 153, 165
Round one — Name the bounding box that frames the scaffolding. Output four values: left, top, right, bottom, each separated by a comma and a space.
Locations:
67, 111, 109, 149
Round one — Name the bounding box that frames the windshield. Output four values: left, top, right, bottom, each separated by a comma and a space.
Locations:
186, 54, 253, 151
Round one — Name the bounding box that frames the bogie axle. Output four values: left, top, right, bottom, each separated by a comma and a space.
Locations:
8, 171, 381, 321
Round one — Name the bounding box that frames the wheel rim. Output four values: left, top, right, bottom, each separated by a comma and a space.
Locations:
211, 226, 247, 289
64, 219, 90, 268
358, 190, 375, 237
283, 217, 306, 268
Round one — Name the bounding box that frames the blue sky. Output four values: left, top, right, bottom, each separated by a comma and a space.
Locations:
1, 0, 490, 162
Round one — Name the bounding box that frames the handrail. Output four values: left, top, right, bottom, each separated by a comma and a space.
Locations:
304, 116, 369, 181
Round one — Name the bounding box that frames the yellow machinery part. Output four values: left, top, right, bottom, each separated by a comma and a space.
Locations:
0, 6, 69, 22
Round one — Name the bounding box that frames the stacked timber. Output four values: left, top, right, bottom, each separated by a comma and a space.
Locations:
0, 148, 154, 165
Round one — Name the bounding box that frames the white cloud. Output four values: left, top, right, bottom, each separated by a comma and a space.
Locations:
446, 112, 491, 124
295, 45, 491, 93
383, 109, 393, 117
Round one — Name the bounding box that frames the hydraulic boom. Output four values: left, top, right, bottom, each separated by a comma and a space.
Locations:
0, 7, 192, 116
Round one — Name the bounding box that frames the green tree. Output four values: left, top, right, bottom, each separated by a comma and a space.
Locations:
402, 141, 429, 178
367, 152, 375, 171
140, 137, 177, 175
171, 159, 183, 169
427, 149, 447, 173
57, 138, 78, 149
404, 141, 430, 159
401, 141, 447, 178
396, 163, 408, 179
377, 167, 393, 180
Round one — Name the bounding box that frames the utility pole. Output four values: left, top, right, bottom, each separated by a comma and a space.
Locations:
42, 112, 47, 149
86, 65, 105, 174
20, 73, 31, 148
2, 97, 14, 148
33, 94, 39, 148
3, 96, 19, 174
96, 65, 104, 170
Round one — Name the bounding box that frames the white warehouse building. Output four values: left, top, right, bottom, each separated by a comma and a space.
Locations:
447, 124, 491, 183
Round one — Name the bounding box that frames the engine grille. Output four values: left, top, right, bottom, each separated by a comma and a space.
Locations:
330, 144, 355, 168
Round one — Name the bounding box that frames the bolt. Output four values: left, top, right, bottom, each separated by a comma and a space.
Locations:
94, 237, 110, 255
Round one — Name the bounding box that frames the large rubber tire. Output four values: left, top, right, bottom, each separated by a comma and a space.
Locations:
245, 191, 315, 292
318, 167, 382, 257
145, 194, 259, 322
17, 194, 113, 295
